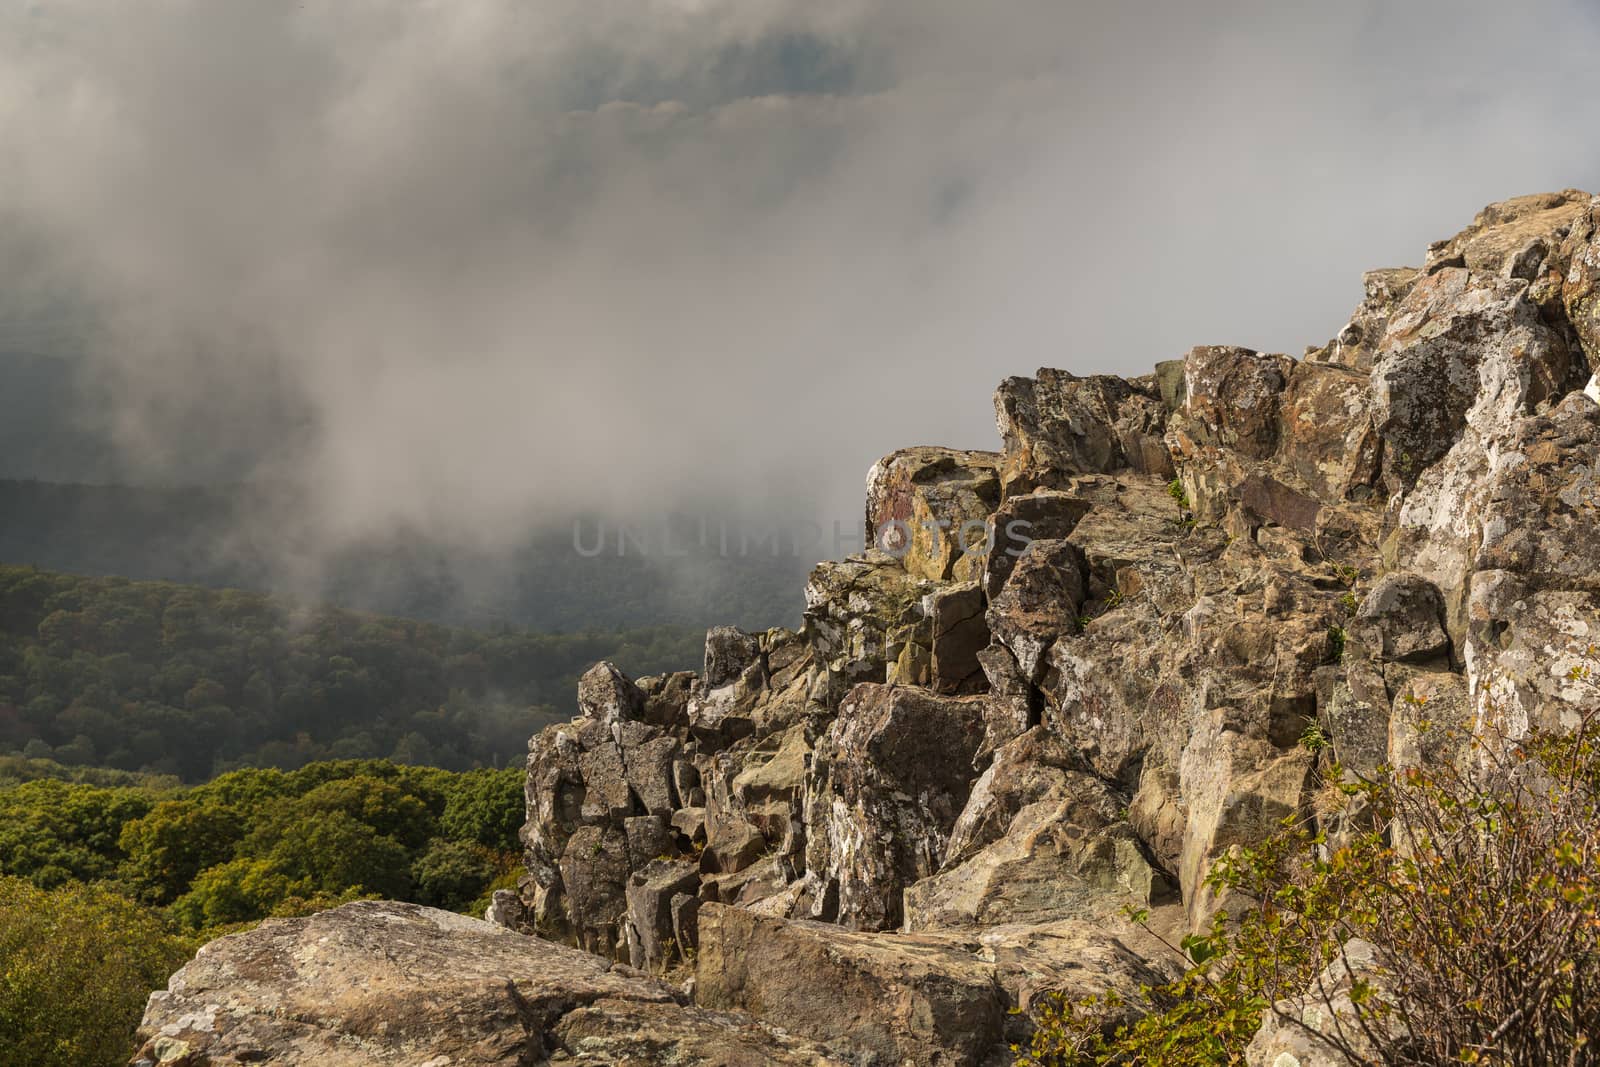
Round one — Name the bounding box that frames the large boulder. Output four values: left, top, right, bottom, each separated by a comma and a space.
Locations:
695, 904, 1175, 1065
131, 901, 836, 1067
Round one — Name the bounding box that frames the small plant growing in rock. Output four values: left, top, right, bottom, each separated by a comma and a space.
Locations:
1338, 591, 1359, 615
1167, 479, 1191, 510
1299, 721, 1330, 753
1326, 625, 1346, 662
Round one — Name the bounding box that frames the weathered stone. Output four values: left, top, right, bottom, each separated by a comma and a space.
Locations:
551, 996, 847, 1065
133, 901, 835, 1067
621, 732, 679, 816
578, 661, 646, 725
703, 625, 760, 688
623, 815, 674, 866
730, 723, 809, 842
1179, 715, 1313, 932
904, 783, 1168, 930
1350, 572, 1449, 664
670, 892, 700, 957
926, 580, 989, 694
625, 859, 701, 971
995, 370, 1174, 498
1232, 472, 1321, 532
636, 669, 696, 729
988, 537, 1088, 683
1562, 194, 1600, 371
802, 552, 933, 705
1176, 346, 1294, 460
1428, 189, 1589, 277
701, 814, 767, 875
695, 904, 1006, 1067
984, 490, 1094, 599
560, 825, 631, 958
804, 684, 989, 929
1326, 267, 1421, 370
690, 627, 813, 744
577, 738, 634, 823
1373, 267, 1572, 493
864, 446, 1001, 582
670, 806, 706, 846
484, 888, 528, 930
975, 641, 1036, 754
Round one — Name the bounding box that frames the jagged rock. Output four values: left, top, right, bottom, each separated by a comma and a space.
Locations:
804, 684, 988, 929
1231, 471, 1322, 532
621, 730, 680, 816
703, 626, 760, 688
484, 888, 528, 930
670, 806, 705, 845
729, 722, 809, 844
983, 490, 1094, 598
912, 733, 1173, 932
1563, 194, 1600, 371
625, 859, 701, 971
578, 661, 646, 725
1350, 572, 1449, 665
560, 824, 631, 958
497, 188, 1600, 1062
695, 903, 1005, 1066
926, 580, 989, 694
701, 814, 766, 875
864, 446, 1001, 581
670, 892, 700, 957
132, 901, 836, 1067
1175, 345, 1294, 461
1179, 718, 1313, 931
803, 552, 934, 704
1319, 654, 1392, 780
1325, 267, 1421, 370
975, 641, 1036, 754
1426, 189, 1590, 278
1373, 267, 1572, 494
636, 669, 696, 729
980, 918, 1182, 1042
994, 369, 1174, 497
690, 626, 813, 744
987, 537, 1088, 684
695, 904, 1175, 1066
904, 784, 1168, 930
623, 815, 674, 865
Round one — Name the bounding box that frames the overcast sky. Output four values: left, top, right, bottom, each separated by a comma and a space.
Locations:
3, 0, 1600, 544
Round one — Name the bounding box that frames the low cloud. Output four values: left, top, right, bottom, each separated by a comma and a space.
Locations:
2, 0, 1598, 558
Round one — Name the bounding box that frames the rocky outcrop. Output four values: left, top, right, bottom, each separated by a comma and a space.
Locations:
131, 901, 840, 1066
138, 190, 1600, 1066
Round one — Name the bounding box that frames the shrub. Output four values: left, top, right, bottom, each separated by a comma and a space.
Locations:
0, 877, 191, 1067
1019, 691, 1600, 1065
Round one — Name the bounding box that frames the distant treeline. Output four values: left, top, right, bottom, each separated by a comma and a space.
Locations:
0, 479, 809, 630
0, 564, 705, 780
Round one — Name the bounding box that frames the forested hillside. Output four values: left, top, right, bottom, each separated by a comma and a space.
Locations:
0, 565, 703, 779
